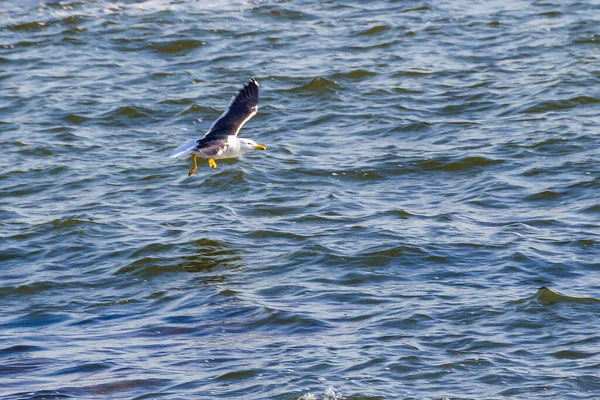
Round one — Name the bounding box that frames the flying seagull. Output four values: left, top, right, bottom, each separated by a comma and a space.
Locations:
170, 78, 266, 176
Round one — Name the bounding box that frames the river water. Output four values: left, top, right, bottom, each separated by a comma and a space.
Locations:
1, 1, 599, 399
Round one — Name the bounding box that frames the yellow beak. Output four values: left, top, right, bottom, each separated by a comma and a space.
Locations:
254, 144, 266, 150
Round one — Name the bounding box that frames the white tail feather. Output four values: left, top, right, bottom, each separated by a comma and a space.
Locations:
170, 139, 197, 158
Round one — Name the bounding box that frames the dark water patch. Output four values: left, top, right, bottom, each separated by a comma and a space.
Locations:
524, 189, 563, 202
0, 344, 45, 357
583, 203, 600, 213
567, 177, 600, 190
84, 378, 172, 397
330, 69, 377, 80
524, 137, 583, 154
179, 238, 242, 273
8, 280, 70, 298
573, 36, 600, 46
389, 120, 432, 133
48, 215, 99, 231
552, 350, 596, 360
0, 355, 56, 376
416, 156, 504, 172
355, 244, 425, 267
48, 362, 112, 376
16, 144, 55, 157
378, 208, 417, 220
256, 6, 313, 21
57, 15, 88, 26
61, 26, 87, 36
358, 25, 391, 36
540, 11, 563, 17
149, 39, 205, 54
210, 54, 245, 64
400, 5, 431, 13
521, 96, 600, 114
247, 229, 312, 240
110, 37, 149, 52
535, 287, 600, 306
14, 40, 42, 48
7, 21, 49, 31
159, 98, 193, 106
115, 259, 179, 278
2, 309, 71, 329
257, 308, 333, 333
8, 14, 90, 32
99, 105, 156, 126
286, 77, 339, 94
216, 368, 262, 381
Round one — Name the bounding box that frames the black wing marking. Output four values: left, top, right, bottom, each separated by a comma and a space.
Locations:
203, 78, 259, 139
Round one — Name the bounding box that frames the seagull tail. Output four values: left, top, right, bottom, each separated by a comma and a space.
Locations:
170, 139, 197, 158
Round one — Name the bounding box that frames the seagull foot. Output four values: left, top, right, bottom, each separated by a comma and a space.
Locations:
208, 158, 217, 168
188, 154, 198, 177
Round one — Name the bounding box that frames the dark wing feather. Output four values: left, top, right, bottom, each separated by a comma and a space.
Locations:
194, 138, 228, 157
204, 78, 259, 139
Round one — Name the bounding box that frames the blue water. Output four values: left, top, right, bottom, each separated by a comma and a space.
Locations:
1, 1, 599, 399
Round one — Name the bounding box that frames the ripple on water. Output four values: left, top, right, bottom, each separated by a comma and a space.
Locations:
286, 77, 340, 94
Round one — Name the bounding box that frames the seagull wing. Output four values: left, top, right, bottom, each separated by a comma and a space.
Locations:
170, 139, 198, 158
204, 78, 259, 139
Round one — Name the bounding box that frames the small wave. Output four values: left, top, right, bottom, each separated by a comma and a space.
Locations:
330, 69, 377, 80
521, 96, 600, 114
14, 40, 41, 47
8, 21, 48, 31
180, 238, 242, 273
287, 77, 339, 94
148, 39, 205, 54
535, 287, 600, 306
552, 350, 596, 359
350, 39, 400, 50
158, 98, 193, 105
99, 105, 156, 126
417, 156, 503, 172
358, 25, 391, 36
0, 344, 45, 356
103, 105, 152, 119
63, 113, 90, 124
583, 204, 600, 213
524, 189, 562, 202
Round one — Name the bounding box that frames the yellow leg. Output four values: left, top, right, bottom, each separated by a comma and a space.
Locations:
208, 158, 217, 168
188, 154, 198, 177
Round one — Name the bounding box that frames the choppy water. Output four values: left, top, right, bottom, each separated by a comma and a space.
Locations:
1, 1, 599, 399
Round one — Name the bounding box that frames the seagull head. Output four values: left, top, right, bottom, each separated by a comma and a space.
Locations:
240, 138, 266, 151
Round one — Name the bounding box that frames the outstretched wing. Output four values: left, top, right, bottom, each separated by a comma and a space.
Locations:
204, 78, 259, 139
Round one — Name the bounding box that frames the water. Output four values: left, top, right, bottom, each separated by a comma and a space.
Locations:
1, 0, 599, 399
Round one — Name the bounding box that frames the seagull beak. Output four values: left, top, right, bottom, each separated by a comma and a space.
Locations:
254, 144, 266, 150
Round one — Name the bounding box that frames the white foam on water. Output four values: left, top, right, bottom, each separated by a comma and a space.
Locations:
298, 386, 344, 400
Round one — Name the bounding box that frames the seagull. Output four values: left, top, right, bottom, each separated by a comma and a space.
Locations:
170, 78, 266, 176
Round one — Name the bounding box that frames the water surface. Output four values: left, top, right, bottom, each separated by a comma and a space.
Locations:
1, 1, 599, 399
